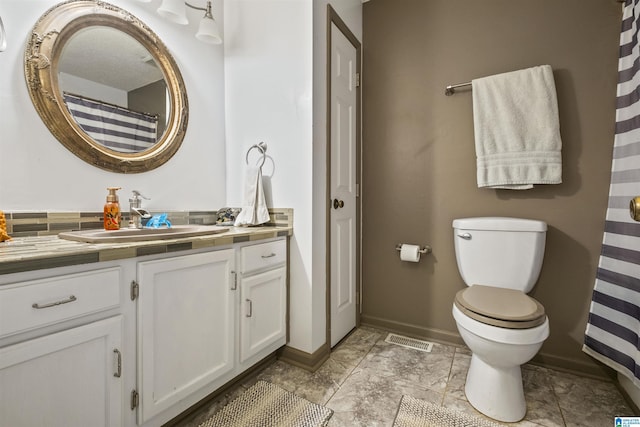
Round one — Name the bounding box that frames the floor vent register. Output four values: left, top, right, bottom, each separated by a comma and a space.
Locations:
385, 333, 434, 353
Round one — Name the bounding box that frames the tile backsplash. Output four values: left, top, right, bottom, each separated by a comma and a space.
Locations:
4, 208, 293, 238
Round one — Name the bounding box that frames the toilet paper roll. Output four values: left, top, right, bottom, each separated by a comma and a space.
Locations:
400, 244, 420, 262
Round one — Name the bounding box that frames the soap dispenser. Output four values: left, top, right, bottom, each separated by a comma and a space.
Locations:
104, 187, 122, 230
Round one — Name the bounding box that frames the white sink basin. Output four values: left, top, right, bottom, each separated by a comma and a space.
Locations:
58, 225, 229, 243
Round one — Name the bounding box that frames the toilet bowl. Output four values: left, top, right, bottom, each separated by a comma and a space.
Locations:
453, 303, 549, 421
451, 217, 549, 422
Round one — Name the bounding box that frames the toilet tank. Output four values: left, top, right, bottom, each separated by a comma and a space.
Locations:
452, 217, 547, 293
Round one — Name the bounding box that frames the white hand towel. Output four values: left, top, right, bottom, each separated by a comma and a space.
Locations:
234, 166, 270, 226
472, 65, 562, 189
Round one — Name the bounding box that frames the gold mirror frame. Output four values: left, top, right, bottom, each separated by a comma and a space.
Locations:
24, 0, 188, 173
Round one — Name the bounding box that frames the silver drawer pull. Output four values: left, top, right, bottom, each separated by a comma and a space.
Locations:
261, 253, 277, 259
246, 299, 253, 317
113, 349, 122, 378
231, 270, 237, 290
32, 295, 77, 309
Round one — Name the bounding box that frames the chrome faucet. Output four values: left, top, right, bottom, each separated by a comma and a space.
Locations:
128, 190, 151, 229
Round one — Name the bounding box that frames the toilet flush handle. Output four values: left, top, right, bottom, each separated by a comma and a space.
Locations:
458, 233, 472, 240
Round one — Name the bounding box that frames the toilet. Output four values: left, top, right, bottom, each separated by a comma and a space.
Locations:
451, 217, 549, 422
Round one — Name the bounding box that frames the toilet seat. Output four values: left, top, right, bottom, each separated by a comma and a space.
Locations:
454, 285, 546, 329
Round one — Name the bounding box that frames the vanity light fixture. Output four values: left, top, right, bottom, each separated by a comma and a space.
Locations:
0, 15, 6, 52
139, 0, 222, 45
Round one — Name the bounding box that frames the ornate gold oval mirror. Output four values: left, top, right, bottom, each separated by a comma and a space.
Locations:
25, 0, 188, 173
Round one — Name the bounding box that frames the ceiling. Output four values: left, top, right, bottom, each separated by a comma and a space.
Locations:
58, 26, 164, 92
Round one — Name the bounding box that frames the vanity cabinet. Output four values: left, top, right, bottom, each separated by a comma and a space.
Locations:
0, 234, 288, 427
136, 250, 236, 424
238, 239, 287, 364
0, 268, 125, 427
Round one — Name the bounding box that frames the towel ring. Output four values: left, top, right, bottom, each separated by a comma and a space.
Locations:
246, 142, 267, 168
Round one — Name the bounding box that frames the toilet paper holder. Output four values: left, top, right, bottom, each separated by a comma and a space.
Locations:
395, 244, 432, 255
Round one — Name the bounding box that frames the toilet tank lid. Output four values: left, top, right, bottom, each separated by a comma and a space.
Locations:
452, 217, 547, 232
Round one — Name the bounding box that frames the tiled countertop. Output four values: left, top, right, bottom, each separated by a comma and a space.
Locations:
0, 226, 292, 276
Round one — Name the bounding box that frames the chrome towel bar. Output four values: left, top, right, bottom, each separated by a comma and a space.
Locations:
445, 82, 472, 96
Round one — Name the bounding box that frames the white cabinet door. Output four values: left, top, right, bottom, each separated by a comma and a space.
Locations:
240, 266, 286, 363
0, 316, 123, 427
137, 250, 235, 423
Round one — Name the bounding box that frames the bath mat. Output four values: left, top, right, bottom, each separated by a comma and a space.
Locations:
393, 395, 504, 427
198, 380, 333, 427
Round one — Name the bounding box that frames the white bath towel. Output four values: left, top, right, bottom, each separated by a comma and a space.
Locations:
234, 166, 270, 226
472, 65, 562, 189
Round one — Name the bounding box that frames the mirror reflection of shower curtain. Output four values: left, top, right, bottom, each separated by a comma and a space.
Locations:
64, 93, 158, 153
583, 0, 640, 387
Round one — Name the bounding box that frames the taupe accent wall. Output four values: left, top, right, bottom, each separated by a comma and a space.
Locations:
361, 0, 622, 375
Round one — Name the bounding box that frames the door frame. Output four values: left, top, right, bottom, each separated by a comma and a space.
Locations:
325, 4, 362, 348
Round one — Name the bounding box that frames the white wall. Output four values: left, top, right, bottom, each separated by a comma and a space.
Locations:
59, 72, 128, 107
0, 0, 226, 211
225, 0, 316, 352
0, 0, 363, 356
225, 0, 361, 354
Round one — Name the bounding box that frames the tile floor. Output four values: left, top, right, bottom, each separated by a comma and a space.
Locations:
178, 327, 636, 427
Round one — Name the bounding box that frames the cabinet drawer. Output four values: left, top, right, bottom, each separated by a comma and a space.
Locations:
0, 268, 121, 338
240, 240, 286, 274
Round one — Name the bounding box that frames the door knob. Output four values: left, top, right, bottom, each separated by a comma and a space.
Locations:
631, 196, 640, 222
333, 199, 344, 209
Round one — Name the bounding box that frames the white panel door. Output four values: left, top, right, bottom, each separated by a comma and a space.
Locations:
137, 250, 235, 423
330, 22, 358, 347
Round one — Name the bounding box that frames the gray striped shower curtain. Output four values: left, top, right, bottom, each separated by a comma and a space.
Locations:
583, 0, 640, 386
64, 93, 158, 153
